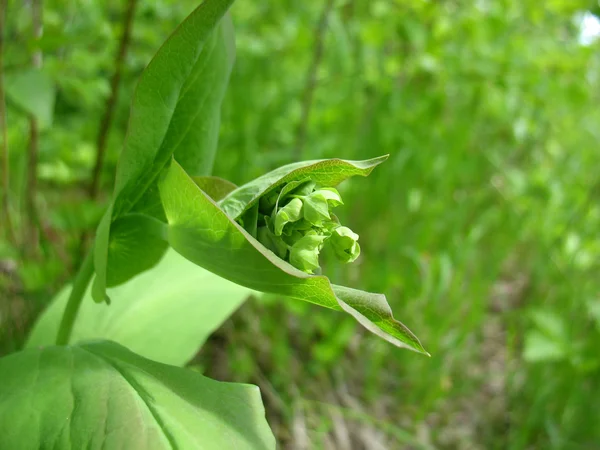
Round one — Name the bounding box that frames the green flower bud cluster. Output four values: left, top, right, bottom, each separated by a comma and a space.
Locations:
248, 180, 360, 273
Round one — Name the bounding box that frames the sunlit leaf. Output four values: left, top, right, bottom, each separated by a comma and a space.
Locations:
0, 341, 275, 449
27, 250, 251, 367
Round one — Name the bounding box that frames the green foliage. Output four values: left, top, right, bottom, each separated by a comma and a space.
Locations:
2, 0, 600, 447
4, 69, 55, 128
0, 340, 275, 449
26, 250, 251, 366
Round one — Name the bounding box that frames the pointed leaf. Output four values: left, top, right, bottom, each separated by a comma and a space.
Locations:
220, 155, 389, 219
27, 250, 251, 367
0, 341, 275, 449
93, 1, 236, 302
159, 160, 427, 354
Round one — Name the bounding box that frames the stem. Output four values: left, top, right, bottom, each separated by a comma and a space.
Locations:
56, 250, 95, 345
294, 0, 334, 160
0, 0, 16, 245
89, 0, 138, 198
25, 0, 43, 253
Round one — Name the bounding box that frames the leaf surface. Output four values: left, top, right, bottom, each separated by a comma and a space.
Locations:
193, 175, 238, 200
28, 250, 252, 366
0, 341, 275, 449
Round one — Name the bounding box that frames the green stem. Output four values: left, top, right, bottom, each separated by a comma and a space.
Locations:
56, 250, 95, 345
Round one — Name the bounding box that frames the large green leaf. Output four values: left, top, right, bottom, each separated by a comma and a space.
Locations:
27, 250, 251, 366
104, 213, 168, 287
219, 155, 389, 219
5, 69, 55, 129
93, 0, 236, 302
0, 341, 275, 449
159, 160, 427, 354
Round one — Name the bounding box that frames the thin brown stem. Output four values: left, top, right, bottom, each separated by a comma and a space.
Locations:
294, 0, 335, 160
89, 0, 138, 198
24, 0, 43, 254
0, 0, 16, 245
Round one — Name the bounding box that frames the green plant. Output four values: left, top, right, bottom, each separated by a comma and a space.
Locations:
0, 0, 425, 446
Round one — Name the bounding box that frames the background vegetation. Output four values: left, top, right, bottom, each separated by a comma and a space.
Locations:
1, 0, 600, 448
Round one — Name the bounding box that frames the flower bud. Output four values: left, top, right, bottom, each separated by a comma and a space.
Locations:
301, 188, 341, 226
328, 226, 360, 263
252, 181, 358, 273
289, 232, 328, 273
274, 198, 303, 236
257, 217, 288, 259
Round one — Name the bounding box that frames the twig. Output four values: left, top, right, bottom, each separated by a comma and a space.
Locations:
56, 249, 94, 345
294, 0, 335, 160
0, 0, 16, 245
24, 0, 43, 254
89, 0, 138, 198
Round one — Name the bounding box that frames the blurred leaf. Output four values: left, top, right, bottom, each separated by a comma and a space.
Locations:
530, 310, 567, 340
27, 250, 251, 366
93, 0, 236, 302
159, 159, 427, 354
523, 331, 567, 363
0, 341, 275, 449
587, 300, 600, 330
5, 69, 55, 129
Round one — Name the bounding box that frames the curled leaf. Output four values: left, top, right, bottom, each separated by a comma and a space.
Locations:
219, 156, 389, 220
159, 159, 427, 354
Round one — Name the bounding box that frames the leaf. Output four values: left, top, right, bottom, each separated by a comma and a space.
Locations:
112, 6, 235, 212
523, 331, 567, 363
0, 341, 275, 449
219, 155, 389, 219
105, 214, 168, 287
5, 68, 55, 128
93, 0, 236, 302
27, 250, 252, 367
159, 160, 427, 354
530, 310, 567, 340
192, 175, 238, 200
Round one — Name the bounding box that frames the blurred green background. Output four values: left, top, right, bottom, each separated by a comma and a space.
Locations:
2, 0, 600, 448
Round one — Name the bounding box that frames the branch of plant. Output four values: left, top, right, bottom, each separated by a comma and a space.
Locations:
0, 0, 17, 246
89, 0, 138, 198
24, 0, 44, 256
76, 0, 138, 265
55, 249, 95, 345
